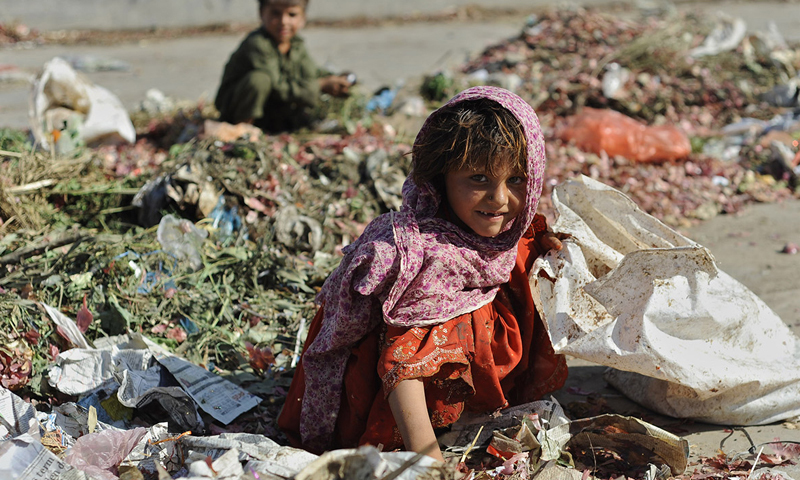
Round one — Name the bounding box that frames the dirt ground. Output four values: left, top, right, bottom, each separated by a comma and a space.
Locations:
2, 2, 800, 474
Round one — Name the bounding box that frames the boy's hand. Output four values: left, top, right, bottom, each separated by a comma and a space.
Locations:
320, 75, 351, 97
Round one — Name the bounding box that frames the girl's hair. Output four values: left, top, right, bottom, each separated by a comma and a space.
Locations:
259, 0, 308, 10
411, 98, 527, 189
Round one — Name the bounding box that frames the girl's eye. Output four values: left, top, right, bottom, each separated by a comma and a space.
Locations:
508, 176, 525, 185
470, 175, 488, 182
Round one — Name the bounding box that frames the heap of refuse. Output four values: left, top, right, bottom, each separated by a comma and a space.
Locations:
2, 5, 800, 480
449, 7, 800, 224
4, 378, 695, 480
462, 8, 796, 129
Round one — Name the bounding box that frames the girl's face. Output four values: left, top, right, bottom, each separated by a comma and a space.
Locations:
444, 158, 527, 238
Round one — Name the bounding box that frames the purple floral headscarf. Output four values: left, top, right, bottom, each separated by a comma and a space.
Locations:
299, 86, 546, 450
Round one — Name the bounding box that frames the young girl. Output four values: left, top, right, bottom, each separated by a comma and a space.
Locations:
278, 86, 567, 461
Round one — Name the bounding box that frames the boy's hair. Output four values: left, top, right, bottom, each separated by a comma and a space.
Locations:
411, 98, 527, 189
258, 0, 308, 10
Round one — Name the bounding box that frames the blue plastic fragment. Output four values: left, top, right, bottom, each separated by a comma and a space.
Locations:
366, 87, 396, 113
209, 196, 243, 240
179, 316, 199, 335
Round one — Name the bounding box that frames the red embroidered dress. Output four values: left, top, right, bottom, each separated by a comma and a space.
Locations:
279, 215, 567, 452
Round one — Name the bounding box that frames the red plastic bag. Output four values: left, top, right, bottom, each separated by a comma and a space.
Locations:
558, 108, 691, 162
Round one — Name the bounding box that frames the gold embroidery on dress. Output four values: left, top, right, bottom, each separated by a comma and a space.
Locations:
411, 327, 427, 340
392, 340, 416, 362
383, 346, 466, 393
431, 325, 448, 346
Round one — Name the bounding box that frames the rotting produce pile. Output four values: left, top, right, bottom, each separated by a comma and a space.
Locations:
1, 6, 800, 480
457, 8, 800, 225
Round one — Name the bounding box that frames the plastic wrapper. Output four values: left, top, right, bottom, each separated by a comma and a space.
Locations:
156, 214, 208, 271
134, 387, 203, 433
689, 14, 747, 57
601, 63, 630, 99
557, 108, 691, 162
63, 427, 147, 480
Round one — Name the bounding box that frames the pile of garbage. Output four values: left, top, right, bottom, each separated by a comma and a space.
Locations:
463, 8, 796, 127
0, 117, 420, 476
0, 117, 410, 367
4, 378, 699, 480
439, 7, 800, 224
2, 5, 800, 480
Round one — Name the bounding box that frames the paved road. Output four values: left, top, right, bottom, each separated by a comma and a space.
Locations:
3, 0, 799, 33
0, 19, 524, 130
0, 0, 623, 31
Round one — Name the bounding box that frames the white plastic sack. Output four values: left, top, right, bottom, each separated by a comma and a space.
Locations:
29, 57, 135, 152
532, 175, 800, 425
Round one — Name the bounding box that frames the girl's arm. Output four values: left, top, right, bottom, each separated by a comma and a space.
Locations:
387, 378, 445, 462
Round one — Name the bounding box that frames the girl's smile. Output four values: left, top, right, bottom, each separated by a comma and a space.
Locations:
444, 161, 527, 238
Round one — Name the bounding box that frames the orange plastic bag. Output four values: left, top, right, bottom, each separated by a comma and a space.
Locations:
558, 108, 691, 162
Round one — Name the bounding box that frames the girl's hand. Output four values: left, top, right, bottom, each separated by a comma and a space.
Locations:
540, 230, 563, 252
388, 378, 445, 462
532, 214, 564, 253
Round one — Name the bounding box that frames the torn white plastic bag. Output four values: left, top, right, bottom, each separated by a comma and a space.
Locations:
29, 57, 135, 152
294, 445, 443, 480
532, 175, 800, 425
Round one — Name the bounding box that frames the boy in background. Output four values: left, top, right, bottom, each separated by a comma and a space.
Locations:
214, 0, 351, 132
